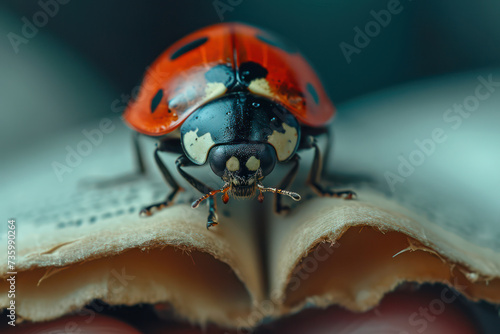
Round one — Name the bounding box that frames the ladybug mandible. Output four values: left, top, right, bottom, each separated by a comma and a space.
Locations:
124, 23, 355, 229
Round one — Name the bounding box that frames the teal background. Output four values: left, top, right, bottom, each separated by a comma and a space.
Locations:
2, 0, 500, 151
1, 1, 499, 331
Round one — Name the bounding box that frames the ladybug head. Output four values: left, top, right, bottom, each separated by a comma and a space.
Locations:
191, 142, 300, 208
209, 143, 275, 198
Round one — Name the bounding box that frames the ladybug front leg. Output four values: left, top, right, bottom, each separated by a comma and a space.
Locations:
207, 196, 218, 230
175, 156, 220, 229
303, 135, 356, 200
139, 147, 184, 216
274, 155, 300, 214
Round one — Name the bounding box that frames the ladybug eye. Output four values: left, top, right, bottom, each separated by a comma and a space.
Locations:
208, 145, 229, 177
151, 89, 163, 113
258, 145, 277, 176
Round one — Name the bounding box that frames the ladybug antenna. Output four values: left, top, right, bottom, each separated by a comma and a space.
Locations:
257, 184, 301, 202
191, 183, 230, 209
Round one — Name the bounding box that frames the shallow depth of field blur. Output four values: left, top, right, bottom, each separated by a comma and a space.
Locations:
1, 0, 500, 332
2, 0, 500, 156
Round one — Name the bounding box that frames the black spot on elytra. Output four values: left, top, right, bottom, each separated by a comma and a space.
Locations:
205, 64, 235, 87
306, 83, 319, 104
151, 89, 163, 113
256, 34, 297, 53
239, 61, 268, 84
170, 37, 209, 60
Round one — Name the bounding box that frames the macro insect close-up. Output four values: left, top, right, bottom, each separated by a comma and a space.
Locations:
124, 23, 355, 229
1, 1, 500, 333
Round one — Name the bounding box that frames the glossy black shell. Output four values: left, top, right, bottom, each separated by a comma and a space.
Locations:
180, 92, 301, 165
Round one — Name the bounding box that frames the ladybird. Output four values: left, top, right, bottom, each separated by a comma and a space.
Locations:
124, 23, 355, 229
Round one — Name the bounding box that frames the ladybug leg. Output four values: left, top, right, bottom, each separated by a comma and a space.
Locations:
175, 156, 220, 229
175, 156, 214, 194
139, 147, 184, 216
132, 132, 146, 175
302, 135, 356, 200
207, 196, 218, 230
275, 155, 300, 214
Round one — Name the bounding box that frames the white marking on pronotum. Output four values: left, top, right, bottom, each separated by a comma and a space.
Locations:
267, 123, 298, 161
245, 156, 260, 171
248, 78, 273, 98
183, 128, 215, 164
226, 156, 240, 171
204, 82, 227, 102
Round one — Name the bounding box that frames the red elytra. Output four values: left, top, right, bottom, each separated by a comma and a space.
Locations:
123, 23, 335, 136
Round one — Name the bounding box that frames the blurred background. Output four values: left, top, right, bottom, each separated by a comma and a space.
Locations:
1, 0, 500, 332
1, 0, 500, 155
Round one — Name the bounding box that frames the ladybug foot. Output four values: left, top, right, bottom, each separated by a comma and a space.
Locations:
206, 211, 219, 230
140, 189, 183, 217
311, 184, 357, 200
139, 201, 172, 217
276, 204, 291, 215
330, 190, 356, 200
